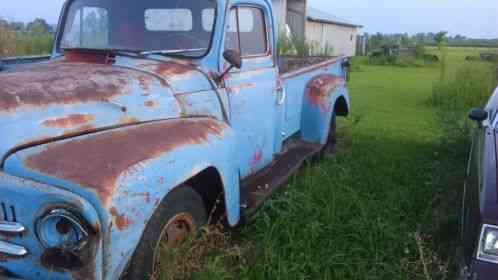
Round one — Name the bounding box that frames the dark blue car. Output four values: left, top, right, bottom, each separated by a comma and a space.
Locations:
461, 86, 498, 279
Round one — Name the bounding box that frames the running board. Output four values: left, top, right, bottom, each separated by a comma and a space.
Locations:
240, 142, 322, 223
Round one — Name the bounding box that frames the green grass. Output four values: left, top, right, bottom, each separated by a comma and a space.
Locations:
236, 65, 446, 280
158, 47, 498, 279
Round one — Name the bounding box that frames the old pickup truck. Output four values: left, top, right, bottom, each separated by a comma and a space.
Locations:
0, 0, 350, 279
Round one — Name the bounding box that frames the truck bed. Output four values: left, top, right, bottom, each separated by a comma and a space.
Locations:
278, 55, 344, 138
279, 55, 338, 75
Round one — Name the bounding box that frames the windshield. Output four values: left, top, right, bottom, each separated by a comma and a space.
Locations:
59, 0, 217, 56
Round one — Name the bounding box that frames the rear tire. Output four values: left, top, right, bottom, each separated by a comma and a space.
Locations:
122, 186, 207, 280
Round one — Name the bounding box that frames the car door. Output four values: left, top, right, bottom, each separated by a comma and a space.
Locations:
221, 3, 283, 178
462, 92, 498, 263
462, 123, 485, 264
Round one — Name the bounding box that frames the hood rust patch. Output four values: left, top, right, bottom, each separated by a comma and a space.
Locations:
110, 207, 132, 230
42, 114, 96, 128
0, 62, 132, 112
144, 100, 157, 108
305, 75, 345, 112
137, 60, 197, 77
24, 118, 226, 205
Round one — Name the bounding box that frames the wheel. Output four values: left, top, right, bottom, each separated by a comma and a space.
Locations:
312, 113, 337, 161
122, 186, 207, 280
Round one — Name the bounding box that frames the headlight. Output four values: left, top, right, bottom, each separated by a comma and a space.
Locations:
477, 224, 498, 264
36, 209, 89, 250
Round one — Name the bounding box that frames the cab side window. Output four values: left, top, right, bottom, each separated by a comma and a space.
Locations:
224, 6, 268, 57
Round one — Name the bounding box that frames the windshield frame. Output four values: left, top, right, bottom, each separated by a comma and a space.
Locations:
54, 0, 218, 58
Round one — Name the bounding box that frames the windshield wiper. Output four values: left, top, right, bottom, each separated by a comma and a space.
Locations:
140, 48, 207, 57
62, 47, 144, 57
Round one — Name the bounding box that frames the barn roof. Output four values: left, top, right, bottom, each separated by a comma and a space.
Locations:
307, 7, 363, 28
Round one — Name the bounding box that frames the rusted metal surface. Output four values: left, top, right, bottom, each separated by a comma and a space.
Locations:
110, 207, 132, 231
24, 118, 226, 205
305, 75, 345, 112
42, 114, 96, 128
249, 150, 263, 174
280, 56, 340, 79
164, 213, 194, 246
137, 60, 197, 77
64, 50, 114, 65
144, 100, 157, 108
0, 62, 130, 112
132, 58, 213, 94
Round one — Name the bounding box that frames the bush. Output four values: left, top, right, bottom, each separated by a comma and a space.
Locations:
432, 62, 497, 140
278, 34, 334, 57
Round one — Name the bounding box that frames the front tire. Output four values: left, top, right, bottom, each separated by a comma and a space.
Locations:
122, 186, 207, 280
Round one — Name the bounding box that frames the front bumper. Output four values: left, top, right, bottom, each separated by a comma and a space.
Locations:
0, 171, 101, 280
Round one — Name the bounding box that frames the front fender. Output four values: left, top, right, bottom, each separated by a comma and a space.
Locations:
4, 117, 239, 279
301, 74, 350, 144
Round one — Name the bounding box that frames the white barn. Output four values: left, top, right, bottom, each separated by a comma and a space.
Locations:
272, 0, 362, 56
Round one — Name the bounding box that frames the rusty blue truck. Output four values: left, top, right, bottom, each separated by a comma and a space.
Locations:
0, 0, 350, 279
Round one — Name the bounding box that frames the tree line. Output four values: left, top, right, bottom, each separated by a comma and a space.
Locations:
0, 18, 54, 57
367, 32, 498, 51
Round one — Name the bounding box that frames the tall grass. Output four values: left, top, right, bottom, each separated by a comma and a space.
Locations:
432, 60, 497, 142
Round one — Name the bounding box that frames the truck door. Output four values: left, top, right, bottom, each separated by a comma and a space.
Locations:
222, 4, 283, 178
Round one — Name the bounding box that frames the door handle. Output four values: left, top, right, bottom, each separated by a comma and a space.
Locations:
277, 87, 286, 106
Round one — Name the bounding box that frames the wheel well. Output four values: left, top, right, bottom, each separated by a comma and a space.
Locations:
185, 167, 226, 223
334, 96, 349, 116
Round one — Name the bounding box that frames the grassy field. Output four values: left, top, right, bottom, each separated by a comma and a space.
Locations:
159, 47, 497, 280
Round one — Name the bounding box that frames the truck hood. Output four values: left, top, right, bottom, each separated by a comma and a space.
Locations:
0, 55, 213, 163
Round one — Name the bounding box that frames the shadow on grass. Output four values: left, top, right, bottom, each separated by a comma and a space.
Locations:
154, 116, 467, 280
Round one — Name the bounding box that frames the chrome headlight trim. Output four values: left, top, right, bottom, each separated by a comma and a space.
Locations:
477, 224, 498, 264
36, 209, 89, 249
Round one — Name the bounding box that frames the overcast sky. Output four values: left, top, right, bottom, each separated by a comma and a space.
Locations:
1, 0, 497, 39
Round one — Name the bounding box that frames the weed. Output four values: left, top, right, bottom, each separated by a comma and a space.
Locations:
153, 223, 251, 280
431, 62, 496, 142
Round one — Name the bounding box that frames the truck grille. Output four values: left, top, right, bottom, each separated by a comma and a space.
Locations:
0, 202, 17, 222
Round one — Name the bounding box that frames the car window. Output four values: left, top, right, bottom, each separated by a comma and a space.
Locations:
224, 6, 268, 57
224, 8, 240, 52
202, 9, 215, 32
145, 9, 193, 31
60, 0, 217, 56
63, 7, 109, 49
238, 7, 267, 56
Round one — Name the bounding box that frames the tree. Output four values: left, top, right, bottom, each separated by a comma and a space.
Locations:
26, 18, 51, 35
0, 18, 16, 57
434, 31, 448, 81
434, 31, 448, 47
